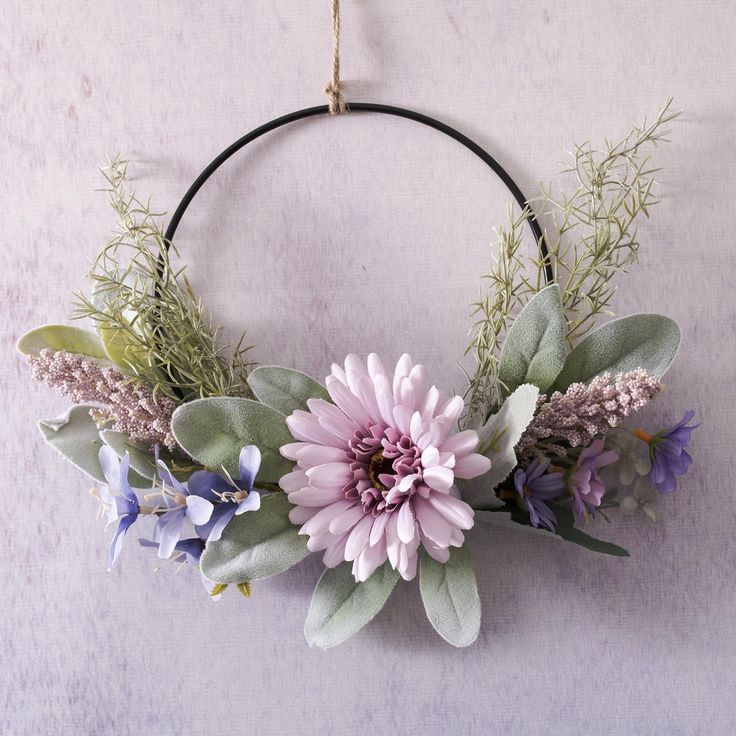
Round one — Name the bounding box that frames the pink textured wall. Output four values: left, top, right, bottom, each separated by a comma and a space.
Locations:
2, 1, 734, 734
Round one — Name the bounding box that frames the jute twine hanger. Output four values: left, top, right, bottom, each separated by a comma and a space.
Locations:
325, 0, 347, 114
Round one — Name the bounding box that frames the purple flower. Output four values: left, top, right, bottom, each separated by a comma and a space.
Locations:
513, 457, 565, 532
189, 446, 262, 544
139, 536, 221, 596
568, 439, 619, 524
154, 460, 215, 559
636, 411, 698, 494
98, 446, 140, 570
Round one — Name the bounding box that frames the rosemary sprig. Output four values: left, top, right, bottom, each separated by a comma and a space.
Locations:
540, 98, 680, 344
465, 99, 679, 422
464, 207, 546, 423
74, 158, 253, 401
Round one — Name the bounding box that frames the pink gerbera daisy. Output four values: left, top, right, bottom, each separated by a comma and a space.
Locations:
279, 354, 491, 582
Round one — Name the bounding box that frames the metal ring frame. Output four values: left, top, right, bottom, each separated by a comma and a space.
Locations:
162, 102, 552, 284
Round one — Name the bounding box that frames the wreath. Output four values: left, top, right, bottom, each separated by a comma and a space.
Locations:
18, 99, 696, 648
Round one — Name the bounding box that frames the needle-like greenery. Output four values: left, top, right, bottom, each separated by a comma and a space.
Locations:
466, 99, 679, 423
74, 158, 252, 401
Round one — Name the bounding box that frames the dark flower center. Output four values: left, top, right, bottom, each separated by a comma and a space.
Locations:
367, 450, 393, 492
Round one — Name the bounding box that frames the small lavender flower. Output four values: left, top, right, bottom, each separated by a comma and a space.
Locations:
635, 411, 698, 494
154, 461, 215, 559
567, 439, 619, 524
189, 446, 262, 544
513, 457, 565, 532
28, 348, 177, 449
518, 370, 661, 460
98, 446, 140, 569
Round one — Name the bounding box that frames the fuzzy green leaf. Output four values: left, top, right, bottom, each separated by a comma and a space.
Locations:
459, 384, 539, 509
98, 430, 190, 481
419, 546, 481, 647
304, 562, 400, 649
171, 397, 293, 482
476, 508, 630, 556
38, 405, 149, 486
550, 504, 630, 556
201, 493, 309, 581
247, 365, 330, 416
17, 324, 108, 360
498, 284, 567, 396
553, 314, 681, 391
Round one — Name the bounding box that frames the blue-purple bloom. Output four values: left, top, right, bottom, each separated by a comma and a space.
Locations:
513, 457, 565, 532
139, 536, 220, 596
188, 445, 262, 544
638, 410, 698, 494
568, 439, 619, 524
98, 446, 140, 570
154, 460, 215, 559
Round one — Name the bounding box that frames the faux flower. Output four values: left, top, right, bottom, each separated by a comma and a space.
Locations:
139, 536, 221, 596
619, 479, 659, 523
567, 439, 619, 523
609, 431, 651, 486
635, 411, 698, 494
154, 461, 215, 559
280, 354, 491, 582
98, 446, 140, 569
187, 446, 262, 543
513, 457, 565, 532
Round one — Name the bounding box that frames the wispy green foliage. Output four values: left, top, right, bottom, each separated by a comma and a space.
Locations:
540, 98, 680, 344
74, 158, 252, 401
465, 100, 679, 422
465, 208, 546, 421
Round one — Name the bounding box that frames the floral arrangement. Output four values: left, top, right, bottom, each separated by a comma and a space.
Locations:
18, 100, 697, 648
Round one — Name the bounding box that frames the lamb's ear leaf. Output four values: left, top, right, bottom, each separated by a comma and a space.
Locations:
99, 430, 190, 481
38, 405, 149, 487
498, 284, 567, 396
419, 547, 481, 647
171, 397, 293, 482
548, 504, 630, 557
304, 563, 399, 649
458, 384, 539, 509
552, 314, 681, 392
200, 493, 309, 582
247, 366, 330, 415
476, 508, 630, 557
17, 324, 108, 360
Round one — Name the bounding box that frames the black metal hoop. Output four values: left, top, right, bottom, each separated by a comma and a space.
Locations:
163, 102, 552, 283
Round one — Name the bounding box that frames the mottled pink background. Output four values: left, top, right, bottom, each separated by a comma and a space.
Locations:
2, 1, 734, 734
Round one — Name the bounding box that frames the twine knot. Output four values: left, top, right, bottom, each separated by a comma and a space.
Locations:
325, 80, 346, 115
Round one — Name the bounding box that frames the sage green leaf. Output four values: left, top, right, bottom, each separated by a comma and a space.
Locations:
553, 314, 681, 392
99, 430, 158, 479
498, 285, 566, 396
476, 508, 630, 556
419, 547, 481, 647
98, 430, 189, 481
549, 504, 630, 557
304, 562, 400, 649
17, 324, 108, 360
200, 493, 309, 582
171, 397, 293, 482
247, 365, 330, 415
458, 384, 539, 509
38, 405, 149, 487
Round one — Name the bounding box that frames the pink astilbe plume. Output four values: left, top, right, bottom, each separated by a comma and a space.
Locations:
280, 354, 491, 582
517, 369, 660, 459
28, 348, 177, 449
